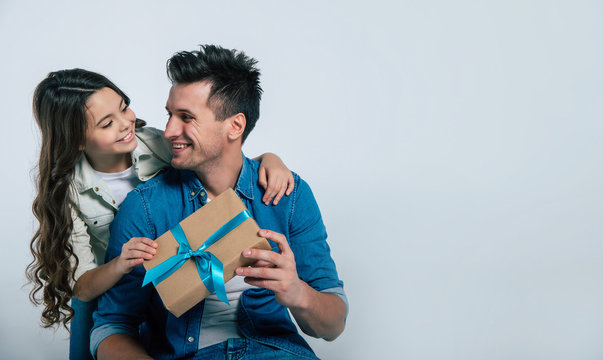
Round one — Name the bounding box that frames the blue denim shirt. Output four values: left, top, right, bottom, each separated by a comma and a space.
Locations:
90, 155, 346, 359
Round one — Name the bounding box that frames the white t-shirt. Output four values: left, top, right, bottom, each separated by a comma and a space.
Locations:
198, 276, 254, 348
197, 195, 254, 348
93, 167, 140, 207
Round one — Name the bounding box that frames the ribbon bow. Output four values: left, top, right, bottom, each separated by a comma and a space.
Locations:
142, 210, 252, 306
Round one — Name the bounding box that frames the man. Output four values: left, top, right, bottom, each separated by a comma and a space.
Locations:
91, 45, 347, 359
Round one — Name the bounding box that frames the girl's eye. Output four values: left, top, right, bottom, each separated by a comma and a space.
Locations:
121, 105, 129, 113
102, 120, 113, 129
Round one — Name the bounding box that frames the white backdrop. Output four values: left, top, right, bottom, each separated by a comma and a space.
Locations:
1, 1, 602, 359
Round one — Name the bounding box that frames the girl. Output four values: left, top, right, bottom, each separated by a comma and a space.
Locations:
26, 69, 293, 359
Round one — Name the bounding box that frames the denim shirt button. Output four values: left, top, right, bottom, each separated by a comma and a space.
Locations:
187, 336, 195, 343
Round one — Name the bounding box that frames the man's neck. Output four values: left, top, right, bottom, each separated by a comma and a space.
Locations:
194, 151, 243, 199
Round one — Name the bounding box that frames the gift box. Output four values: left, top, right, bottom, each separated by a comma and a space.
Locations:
142, 188, 271, 317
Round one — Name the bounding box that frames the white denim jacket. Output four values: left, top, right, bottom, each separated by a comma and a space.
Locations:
69, 127, 171, 283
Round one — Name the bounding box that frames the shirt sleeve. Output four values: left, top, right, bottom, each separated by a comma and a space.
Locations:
69, 206, 98, 287
288, 176, 347, 312
90, 189, 156, 358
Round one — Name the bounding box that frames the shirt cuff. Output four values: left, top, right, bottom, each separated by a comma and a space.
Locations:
90, 323, 138, 359
320, 286, 349, 317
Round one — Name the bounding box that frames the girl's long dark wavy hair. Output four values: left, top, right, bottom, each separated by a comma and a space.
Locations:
26, 69, 144, 331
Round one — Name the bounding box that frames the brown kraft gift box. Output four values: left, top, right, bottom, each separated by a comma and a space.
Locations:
143, 188, 271, 317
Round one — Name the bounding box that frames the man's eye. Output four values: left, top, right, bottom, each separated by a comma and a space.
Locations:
102, 120, 113, 129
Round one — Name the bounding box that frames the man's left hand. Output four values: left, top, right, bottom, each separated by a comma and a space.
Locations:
236, 229, 308, 308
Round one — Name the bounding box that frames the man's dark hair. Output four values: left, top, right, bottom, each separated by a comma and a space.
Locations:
166, 44, 262, 143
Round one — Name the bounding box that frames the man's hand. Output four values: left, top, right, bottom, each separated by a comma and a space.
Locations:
236, 229, 306, 308
236, 229, 347, 340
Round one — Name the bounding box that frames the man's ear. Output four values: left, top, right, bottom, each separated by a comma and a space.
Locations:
227, 113, 246, 141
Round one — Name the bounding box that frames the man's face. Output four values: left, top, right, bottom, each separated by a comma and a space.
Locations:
164, 81, 228, 171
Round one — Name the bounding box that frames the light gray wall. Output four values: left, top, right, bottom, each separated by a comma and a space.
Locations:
1, 1, 602, 359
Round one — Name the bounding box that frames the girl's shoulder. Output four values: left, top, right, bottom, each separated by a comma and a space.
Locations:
135, 126, 172, 164
135, 126, 165, 140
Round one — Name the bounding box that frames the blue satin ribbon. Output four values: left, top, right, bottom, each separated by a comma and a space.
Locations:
142, 209, 252, 306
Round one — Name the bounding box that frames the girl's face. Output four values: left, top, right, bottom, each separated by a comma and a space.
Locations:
84, 87, 138, 170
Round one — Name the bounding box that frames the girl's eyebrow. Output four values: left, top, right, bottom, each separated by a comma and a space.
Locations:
95, 99, 124, 126
95, 112, 113, 126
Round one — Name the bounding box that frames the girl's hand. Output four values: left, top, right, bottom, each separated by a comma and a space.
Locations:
116, 237, 157, 274
257, 153, 294, 205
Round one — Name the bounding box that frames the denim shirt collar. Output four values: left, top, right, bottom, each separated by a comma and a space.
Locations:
235, 153, 255, 201
184, 152, 255, 203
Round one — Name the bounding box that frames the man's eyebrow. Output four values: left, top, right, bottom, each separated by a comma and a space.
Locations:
166, 106, 193, 114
